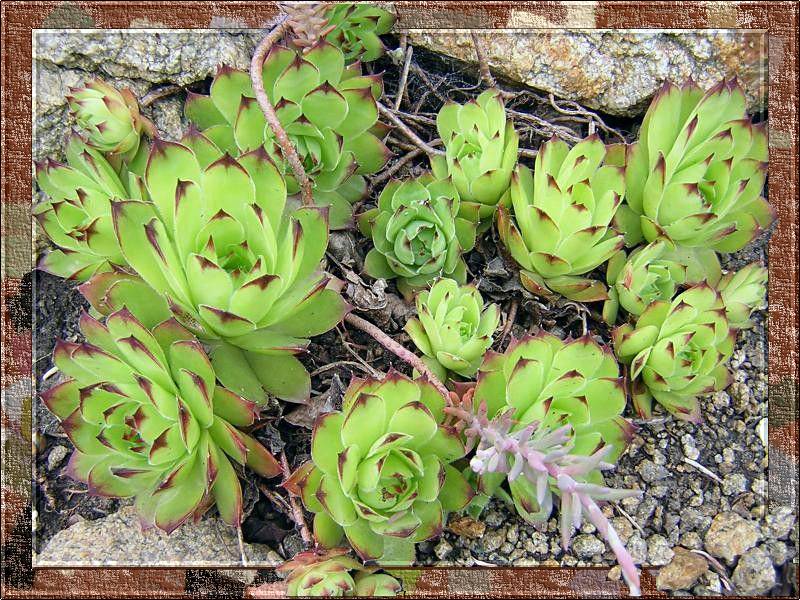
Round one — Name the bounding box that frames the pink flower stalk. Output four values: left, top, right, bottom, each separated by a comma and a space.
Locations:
448, 402, 643, 596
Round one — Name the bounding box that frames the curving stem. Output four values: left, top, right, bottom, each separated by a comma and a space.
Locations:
250, 15, 314, 206
343, 312, 450, 399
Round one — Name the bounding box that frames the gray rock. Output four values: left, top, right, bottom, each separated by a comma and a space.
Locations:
434, 538, 453, 560
704, 512, 761, 563
765, 506, 796, 540
572, 534, 605, 559
647, 534, 674, 566
35, 505, 280, 566
636, 459, 671, 483
480, 528, 505, 553
33, 30, 259, 162
721, 473, 748, 496
731, 547, 776, 595
46, 445, 69, 471
407, 30, 766, 117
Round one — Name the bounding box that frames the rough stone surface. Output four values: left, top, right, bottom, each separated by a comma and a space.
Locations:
35, 505, 281, 566
704, 512, 761, 563
655, 547, 708, 591
33, 30, 260, 162
408, 30, 766, 117
731, 547, 776, 595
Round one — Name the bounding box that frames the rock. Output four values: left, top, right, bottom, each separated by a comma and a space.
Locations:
626, 534, 648, 565
636, 460, 671, 483
46, 445, 69, 471
704, 512, 761, 563
447, 515, 486, 540
434, 538, 453, 560
408, 29, 766, 117
656, 547, 708, 591
33, 30, 258, 161
572, 534, 605, 559
721, 473, 748, 496
480, 528, 505, 553
647, 534, 674, 566
765, 506, 795, 540
731, 547, 776, 595
35, 505, 279, 566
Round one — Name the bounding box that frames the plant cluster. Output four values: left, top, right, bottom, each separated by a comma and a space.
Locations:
35, 3, 771, 598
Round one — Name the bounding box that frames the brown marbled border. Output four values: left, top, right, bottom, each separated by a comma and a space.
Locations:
2, 1, 797, 598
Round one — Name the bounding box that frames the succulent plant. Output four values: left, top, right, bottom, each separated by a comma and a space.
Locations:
404, 278, 500, 380
324, 2, 396, 63
66, 79, 154, 157
360, 175, 476, 298
718, 263, 768, 329
285, 372, 474, 564
184, 41, 389, 229
279, 2, 333, 49
616, 79, 775, 251
450, 403, 641, 596
498, 136, 625, 302
471, 333, 632, 476
602, 241, 722, 324
278, 548, 401, 597
613, 284, 734, 422
41, 302, 280, 533
107, 141, 348, 403
34, 132, 137, 281
431, 89, 519, 227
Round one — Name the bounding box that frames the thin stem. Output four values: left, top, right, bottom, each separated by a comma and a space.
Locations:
378, 102, 444, 157
343, 312, 450, 399
471, 32, 496, 88
394, 45, 413, 110
280, 452, 313, 547
368, 147, 422, 191
250, 15, 314, 207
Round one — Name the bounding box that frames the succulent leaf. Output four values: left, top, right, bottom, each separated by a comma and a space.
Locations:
363, 176, 476, 297
41, 302, 280, 534
602, 241, 722, 323
498, 137, 625, 301
91, 145, 347, 403
620, 79, 774, 252
433, 90, 519, 227
184, 43, 388, 229
613, 284, 734, 421
292, 373, 470, 563
405, 279, 500, 378
278, 547, 401, 597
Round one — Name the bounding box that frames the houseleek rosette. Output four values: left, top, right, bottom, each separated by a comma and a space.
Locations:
602, 241, 722, 324
404, 278, 500, 380
41, 303, 280, 533
285, 373, 474, 564
67, 79, 154, 157
719, 263, 768, 329
324, 2, 396, 63
34, 132, 140, 281
498, 135, 625, 302
107, 140, 348, 404
617, 79, 775, 251
470, 332, 632, 520
184, 40, 389, 228
360, 175, 477, 298
613, 284, 735, 422
431, 89, 519, 227
278, 548, 401, 597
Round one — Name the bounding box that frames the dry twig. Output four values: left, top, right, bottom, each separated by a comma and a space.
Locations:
378, 103, 444, 157
343, 312, 450, 399
280, 451, 313, 547
250, 15, 314, 206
